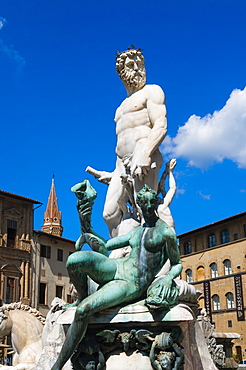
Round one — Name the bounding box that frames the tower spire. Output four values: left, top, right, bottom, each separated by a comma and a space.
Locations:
42, 177, 63, 237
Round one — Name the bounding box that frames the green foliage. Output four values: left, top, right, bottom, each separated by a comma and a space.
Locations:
232, 354, 243, 364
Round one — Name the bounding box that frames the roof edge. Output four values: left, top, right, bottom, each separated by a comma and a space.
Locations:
34, 230, 75, 243
0, 190, 42, 204
178, 211, 246, 238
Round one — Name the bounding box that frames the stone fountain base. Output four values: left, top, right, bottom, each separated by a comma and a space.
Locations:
35, 298, 224, 370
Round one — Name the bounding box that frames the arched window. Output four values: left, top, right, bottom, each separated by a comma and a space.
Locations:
221, 229, 229, 244
197, 266, 205, 281
210, 263, 218, 278
208, 233, 216, 248
185, 269, 193, 283
226, 292, 235, 309
212, 294, 220, 310
223, 259, 232, 275
184, 241, 192, 255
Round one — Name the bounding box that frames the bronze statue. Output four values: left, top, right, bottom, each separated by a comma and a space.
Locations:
51, 181, 182, 370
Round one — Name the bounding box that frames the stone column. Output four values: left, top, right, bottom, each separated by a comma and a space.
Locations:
20, 261, 30, 305
20, 261, 25, 299
0, 271, 3, 301
24, 261, 29, 299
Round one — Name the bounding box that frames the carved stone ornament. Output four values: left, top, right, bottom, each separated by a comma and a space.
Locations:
71, 327, 184, 370
198, 309, 226, 367
0, 302, 45, 369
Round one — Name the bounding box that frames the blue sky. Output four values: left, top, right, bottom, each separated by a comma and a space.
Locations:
0, 0, 246, 241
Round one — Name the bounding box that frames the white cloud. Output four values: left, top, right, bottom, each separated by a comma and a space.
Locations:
0, 39, 26, 70
175, 188, 186, 198
161, 88, 246, 169
0, 17, 7, 30
0, 17, 25, 70
197, 190, 211, 200
176, 188, 186, 195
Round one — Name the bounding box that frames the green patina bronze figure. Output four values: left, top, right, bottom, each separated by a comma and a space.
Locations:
51, 180, 182, 370
71, 180, 108, 257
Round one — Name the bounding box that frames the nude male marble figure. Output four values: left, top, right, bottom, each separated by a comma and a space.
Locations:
87, 48, 167, 237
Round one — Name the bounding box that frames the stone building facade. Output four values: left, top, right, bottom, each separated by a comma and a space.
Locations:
0, 184, 76, 362
178, 211, 246, 361
32, 177, 75, 316
0, 179, 75, 316
0, 190, 42, 306
32, 230, 75, 316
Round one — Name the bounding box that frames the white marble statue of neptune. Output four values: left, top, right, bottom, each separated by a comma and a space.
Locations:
87, 48, 167, 238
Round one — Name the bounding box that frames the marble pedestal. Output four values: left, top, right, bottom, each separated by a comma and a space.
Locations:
35, 299, 223, 370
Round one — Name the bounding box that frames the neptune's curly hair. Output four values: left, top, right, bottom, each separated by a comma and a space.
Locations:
116, 47, 144, 76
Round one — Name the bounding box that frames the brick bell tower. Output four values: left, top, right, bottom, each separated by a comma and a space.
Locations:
42, 176, 63, 237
